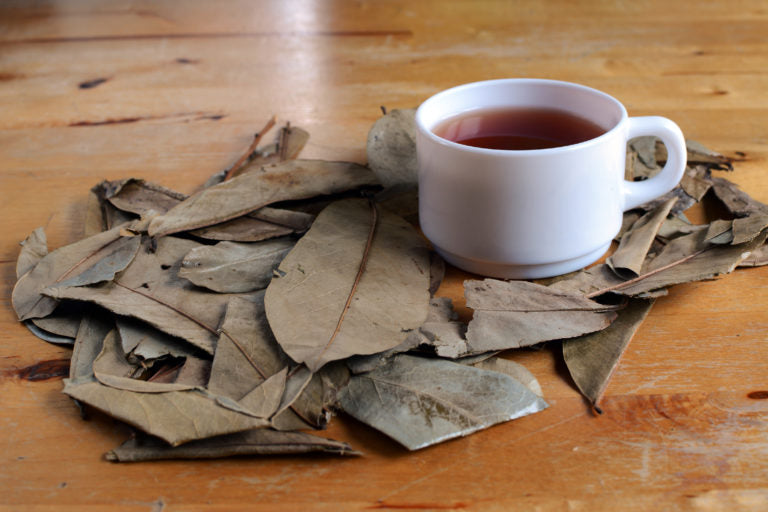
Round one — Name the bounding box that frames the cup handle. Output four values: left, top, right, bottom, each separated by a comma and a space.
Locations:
622, 116, 687, 211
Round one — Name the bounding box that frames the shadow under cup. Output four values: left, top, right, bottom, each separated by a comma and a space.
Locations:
416, 79, 661, 280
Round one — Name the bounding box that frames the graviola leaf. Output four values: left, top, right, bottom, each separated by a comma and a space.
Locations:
563, 299, 655, 407
12, 224, 138, 321
179, 239, 294, 293
105, 429, 359, 462
148, 160, 379, 238
63, 379, 269, 446
16, 227, 48, 278
464, 279, 618, 352
265, 198, 431, 372
45, 236, 255, 355
338, 354, 547, 450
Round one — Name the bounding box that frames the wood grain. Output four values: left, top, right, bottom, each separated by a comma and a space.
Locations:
2, 1, 767, 510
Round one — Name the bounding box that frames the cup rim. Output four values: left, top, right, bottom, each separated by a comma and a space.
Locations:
415, 78, 629, 155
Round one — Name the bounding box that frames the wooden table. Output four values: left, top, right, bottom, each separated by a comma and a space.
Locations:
2, 1, 767, 510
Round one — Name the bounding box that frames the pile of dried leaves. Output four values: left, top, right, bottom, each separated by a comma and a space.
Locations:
12, 112, 768, 461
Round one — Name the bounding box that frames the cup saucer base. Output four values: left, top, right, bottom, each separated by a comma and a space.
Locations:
435, 243, 611, 280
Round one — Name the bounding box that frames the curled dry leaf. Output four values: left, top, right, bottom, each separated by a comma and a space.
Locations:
106, 429, 359, 463
16, 227, 48, 278
464, 279, 618, 353
12, 225, 140, 321
710, 177, 768, 218
366, 108, 418, 187
93, 329, 196, 393
148, 160, 379, 238
45, 236, 256, 355
608, 197, 677, 278
179, 239, 294, 293
265, 198, 431, 372
563, 299, 655, 408
338, 354, 547, 450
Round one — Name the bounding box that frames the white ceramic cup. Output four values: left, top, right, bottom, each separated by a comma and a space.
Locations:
416, 78, 687, 279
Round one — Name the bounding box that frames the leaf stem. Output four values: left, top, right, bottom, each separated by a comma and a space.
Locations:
585, 247, 709, 298
223, 115, 277, 181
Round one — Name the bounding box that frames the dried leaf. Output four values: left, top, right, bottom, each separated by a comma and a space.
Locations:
428, 252, 446, 297
93, 329, 196, 393
13, 225, 138, 321
732, 213, 768, 245
251, 207, 315, 232
208, 296, 289, 400
739, 243, 768, 267
711, 177, 768, 217
69, 313, 115, 381
588, 229, 768, 297
24, 321, 75, 345
116, 318, 198, 362
608, 197, 677, 278
563, 299, 655, 407
16, 227, 48, 278
30, 305, 81, 339
411, 297, 469, 359
189, 215, 295, 242
174, 357, 212, 387
679, 165, 713, 202
272, 362, 350, 431
179, 239, 294, 293
148, 160, 379, 238
472, 357, 544, 398
464, 279, 618, 352
656, 139, 733, 170
106, 429, 358, 462
375, 183, 419, 223
63, 380, 269, 446
270, 366, 322, 430
366, 108, 417, 187
338, 354, 547, 450
104, 178, 187, 216
238, 368, 288, 418
265, 198, 431, 372
45, 236, 253, 354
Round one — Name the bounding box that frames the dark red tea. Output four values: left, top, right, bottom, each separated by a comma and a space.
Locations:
433, 106, 606, 150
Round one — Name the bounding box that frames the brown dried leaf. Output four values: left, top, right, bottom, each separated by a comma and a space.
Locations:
45, 236, 252, 354
711, 177, 768, 217
588, 229, 768, 297
366, 108, 417, 187
106, 429, 359, 462
563, 299, 655, 407
464, 279, 618, 352
148, 160, 379, 238
69, 313, 115, 381
472, 357, 544, 398
208, 296, 289, 400
238, 368, 288, 418
265, 199, 431, 372
63, 380, 269, 446
338, 354, 547, 450
13, 225, 138, 321
104, 178, 187, 216
16, 227, 48, 278
739, 243, 768, 267
93, 329, 197, 393
179, 239, 294, 293
608, 197, 677, 278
